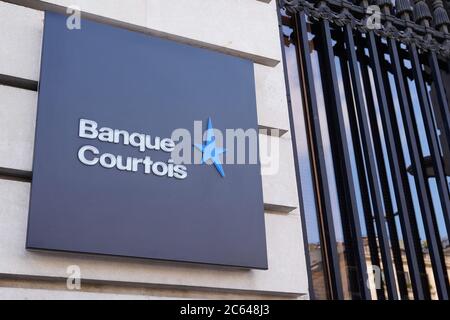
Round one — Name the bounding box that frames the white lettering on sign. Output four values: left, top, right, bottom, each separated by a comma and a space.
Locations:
77, 119, 187, 179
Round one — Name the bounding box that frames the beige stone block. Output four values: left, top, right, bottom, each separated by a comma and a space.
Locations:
0, 287, 170, 300
0, 85, 37, 172
260, 134, 299, 212
255, 63, 290, 134
0, 2, 44, 81
0, 179, 307, 296
6, 0, 281, 66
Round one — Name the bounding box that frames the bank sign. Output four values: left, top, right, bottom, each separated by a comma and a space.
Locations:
26, 12, 267, 269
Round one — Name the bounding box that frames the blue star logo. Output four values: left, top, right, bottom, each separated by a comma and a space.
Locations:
194, 117, 226, 177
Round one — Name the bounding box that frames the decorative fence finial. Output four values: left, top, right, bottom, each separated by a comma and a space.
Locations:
396, 0, 413, 17
279, 0, 450, 56
431, 0, 450, 29
413, 0, 433, 24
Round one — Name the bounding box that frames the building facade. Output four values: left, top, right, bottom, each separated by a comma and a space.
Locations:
0, 0, 449, 300
0, 0, 309, 300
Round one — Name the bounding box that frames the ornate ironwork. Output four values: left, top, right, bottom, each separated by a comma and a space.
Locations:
280, 0, 450, 57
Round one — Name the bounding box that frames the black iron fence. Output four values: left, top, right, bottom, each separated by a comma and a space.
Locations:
279, 0, 450, 299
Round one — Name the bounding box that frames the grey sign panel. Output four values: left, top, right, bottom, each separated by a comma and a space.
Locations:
26, 12, 267, 269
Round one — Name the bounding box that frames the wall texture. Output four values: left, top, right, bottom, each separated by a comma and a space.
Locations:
0, 0, 309, 299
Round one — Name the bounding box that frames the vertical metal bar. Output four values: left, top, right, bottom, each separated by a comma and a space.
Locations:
343, 23, 398, 299
409, 50, 450, 242
366, 31, 426, 299
276, 4, 316, 300
429, 50, 450, 157
318, 16, 370, 299
409, 44, 450, 299
357, 35, 410, 299
379, 48, 431, 301
295, 12, 345, 300
337, 34, 385, 300
389, 38, 449, 299
378, 42, 432, 299
428, 50, 450, 243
